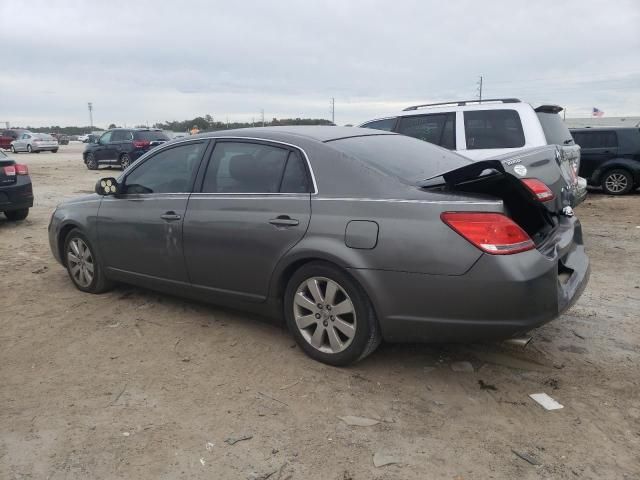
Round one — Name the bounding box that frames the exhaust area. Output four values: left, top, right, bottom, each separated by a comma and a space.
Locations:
503, 336, 532, 348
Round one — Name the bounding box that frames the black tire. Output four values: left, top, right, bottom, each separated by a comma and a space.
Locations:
119, 153, 131, 170
63, 228, 114, 293
52, 149, 58, 153
601, 169, 633, 195
85, 152, 98, 170
10, 145, 16, 153
4, 208, 29, 221
27, 145, 32, 153
284, 261, 381, 366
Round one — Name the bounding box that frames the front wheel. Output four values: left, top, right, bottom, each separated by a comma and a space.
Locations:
27, 144, 32, 153
284, 261, 381, 366
119, 153, 131, 170
85, 152, 98, 170
63, 229, 113, 293
52, 149, 58, 153
602, 169, 633, 195
4, 208, 29, 221
10, 145, 16, 153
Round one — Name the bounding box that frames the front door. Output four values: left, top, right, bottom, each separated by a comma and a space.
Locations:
183, 140, 312, 301
93, 131, 116, 162
97, 140, 208, 284
572, 130, 618, 181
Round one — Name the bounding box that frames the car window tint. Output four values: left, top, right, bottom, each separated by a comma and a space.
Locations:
124, 142, 205, 194
361, 118, 397, 131
397, 113, 456, 149
536, 112, 574, 145
135, 131, 169, 141
111, 130, 125, 141
202, 142, 289, 193
100, 131, 112, 143
464, 109, 525, 149
280, 151, 311, 193
572, 131, 617, 149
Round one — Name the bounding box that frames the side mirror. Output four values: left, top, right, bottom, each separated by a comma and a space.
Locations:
95, 177, 119, 196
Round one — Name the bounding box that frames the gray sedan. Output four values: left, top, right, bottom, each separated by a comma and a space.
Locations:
11, 132, 59, 153
48, 127, 589, 365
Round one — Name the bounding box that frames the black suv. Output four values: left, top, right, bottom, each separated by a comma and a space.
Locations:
571, 127, 640, 195
82, 128, 169, 170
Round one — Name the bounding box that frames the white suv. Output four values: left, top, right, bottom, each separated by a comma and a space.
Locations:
360, 98, 585, 201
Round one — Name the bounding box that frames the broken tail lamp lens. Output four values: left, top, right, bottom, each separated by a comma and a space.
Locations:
441, 212, 534, 255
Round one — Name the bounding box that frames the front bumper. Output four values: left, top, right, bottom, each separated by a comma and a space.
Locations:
350, 215, 590, 343
0, 178, 34, 212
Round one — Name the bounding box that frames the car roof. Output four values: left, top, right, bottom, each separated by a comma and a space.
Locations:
570, 126, 639, 132
191, 126, 396, 143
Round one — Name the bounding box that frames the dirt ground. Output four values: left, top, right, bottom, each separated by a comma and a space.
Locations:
1, 143, 639, 480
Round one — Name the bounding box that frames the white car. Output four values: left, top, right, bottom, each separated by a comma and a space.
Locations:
360, 98, 585, 202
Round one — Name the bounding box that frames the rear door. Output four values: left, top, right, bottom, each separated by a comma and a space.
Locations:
183, 139, 312, 302
571, 130, 618, 180
97, 141, 208, 283
395, 113, 456, 149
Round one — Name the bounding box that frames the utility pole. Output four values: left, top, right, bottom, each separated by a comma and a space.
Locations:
330, 97, 335, 124
477, 76, 483, 103
88, 102, 94, 128
261, 109, 265, 127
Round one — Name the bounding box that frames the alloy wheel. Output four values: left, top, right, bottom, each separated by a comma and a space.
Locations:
10, 145, 16, 153
67, 237, 94, 288
120, 154, 131, 169
293, 276, 357, 354
604, 173, 628, 194
27, 145, 32, 153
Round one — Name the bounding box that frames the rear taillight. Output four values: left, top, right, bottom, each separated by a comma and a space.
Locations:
133, 140, 150, 149
521, 178, 555, 202
3, 164, 28, 176
441, 212, 535, 255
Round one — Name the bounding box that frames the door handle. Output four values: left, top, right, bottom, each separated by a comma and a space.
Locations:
160, 211, 181, 221
269, 215, 299, 227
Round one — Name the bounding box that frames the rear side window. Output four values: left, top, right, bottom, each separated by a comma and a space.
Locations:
464, 109, 525, 149
280, 151, 312, 193
537, 112, 574, 145
202, 142, 290, 193
572, 131, 617, 149
361, 118, 397, 132
397, 113, 456, 149
135, 131, 169, 141
111, 130, 131, 141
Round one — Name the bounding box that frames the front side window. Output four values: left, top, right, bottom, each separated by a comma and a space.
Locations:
202, 142, 291, 193
361, 118, 397, 132
464, 109, 525, 149
124, 142, 205, 194
396, 113, 456, 149
100, 131, 112, 143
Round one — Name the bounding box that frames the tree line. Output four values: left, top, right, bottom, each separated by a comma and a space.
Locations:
15, 115, 334, 135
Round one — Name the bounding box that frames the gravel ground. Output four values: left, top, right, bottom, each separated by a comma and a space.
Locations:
1, 143, 639, 479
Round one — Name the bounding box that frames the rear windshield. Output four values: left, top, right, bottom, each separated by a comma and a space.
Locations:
135, 131, 169, 141
328, 134, 471, 183
34, 133, 54, 140
464, 109, 525, 149
537, 112, 574, 145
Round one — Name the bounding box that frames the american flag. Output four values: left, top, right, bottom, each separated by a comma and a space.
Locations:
593, 107, 604, 117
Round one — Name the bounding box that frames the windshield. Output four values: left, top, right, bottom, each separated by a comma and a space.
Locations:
135, 131, 169, 141
34, 133, 54, 140
327, 134, 472, 183
537, 112, 574, 145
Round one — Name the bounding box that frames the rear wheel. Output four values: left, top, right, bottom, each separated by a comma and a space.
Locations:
284, 261, 381, 366
120, 153, 131, 170
4, 208, 29, 221
64, 229, 113, 293
601, 169, 632, 195
85, 152, 98, 170
52, 149, 58, 153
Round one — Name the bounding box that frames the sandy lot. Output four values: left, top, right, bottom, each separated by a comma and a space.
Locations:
1, 143, 639, 479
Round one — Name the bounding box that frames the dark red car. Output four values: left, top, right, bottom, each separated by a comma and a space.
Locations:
0, 129, 30, 150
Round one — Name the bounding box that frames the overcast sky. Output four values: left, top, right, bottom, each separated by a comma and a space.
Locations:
1, 0, 639, 128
